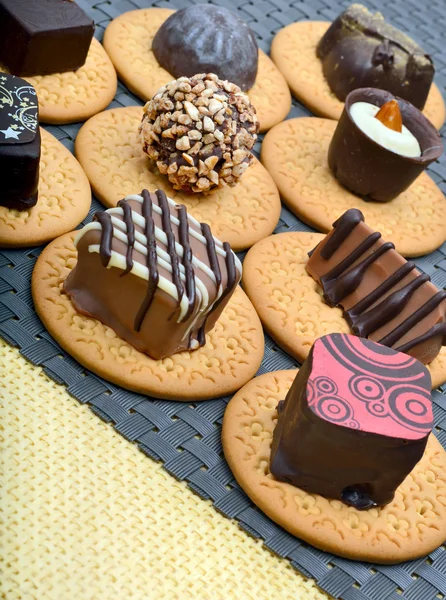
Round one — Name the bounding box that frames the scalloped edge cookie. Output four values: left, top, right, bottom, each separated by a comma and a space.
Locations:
0, 128, 91, 247
270, 21, 445, 130
75, 106, 281, 252
261, 117, 446, 257
102, 8, 291, 133
32, 231, 265, 401
1, 38, 117, 125
222, 369, 446, 563
242, 231, 446, 390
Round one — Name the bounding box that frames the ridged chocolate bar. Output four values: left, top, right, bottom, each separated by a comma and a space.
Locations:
306, 209, 446, 364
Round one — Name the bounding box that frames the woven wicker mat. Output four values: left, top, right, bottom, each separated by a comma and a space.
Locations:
0, 339, 330, 600
1, 1, 446, 599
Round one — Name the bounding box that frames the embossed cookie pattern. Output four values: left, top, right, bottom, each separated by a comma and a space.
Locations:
242, 232, 446, 389
1, 39, 117, 125
75, 106, 281, 252
103, 8, 291, 132
0, 129, 91, 247
270, 21, 445, 130
32, 232, 265, 401
222, 370, 446, 563
261, 118, 446, 257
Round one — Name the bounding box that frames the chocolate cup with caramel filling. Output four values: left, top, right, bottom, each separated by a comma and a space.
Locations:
328, 88, 443, 203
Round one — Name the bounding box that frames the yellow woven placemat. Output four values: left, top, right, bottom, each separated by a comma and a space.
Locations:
0, 338, 329, 600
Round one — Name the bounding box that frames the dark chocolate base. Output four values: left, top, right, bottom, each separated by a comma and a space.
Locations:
0, 193, 38, 212
0, 129, 41, 211
0, 0, 94, 76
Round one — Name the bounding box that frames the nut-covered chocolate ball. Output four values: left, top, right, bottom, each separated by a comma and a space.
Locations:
140, 73, 259, 193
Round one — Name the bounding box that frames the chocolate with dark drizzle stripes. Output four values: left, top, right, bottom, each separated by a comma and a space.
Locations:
353, 273, 430, 338
323, 240, 394, 306
93, 202, 159, 331
117, 199, 135, 276
321, 232, 382, 299
310, 209, 446, 355
320, 208, 364, 260
346, 262, 416, 321
380, 291, 446, 347
197, 232, 237, 346
201, 222, 222, 292
396, 322, 446, 354
134, 189, 159, 332
196, 222, 223, 346
220, 242, 238, 309
93, 211, 113, 267
156, 190, 183, 314
177, 204, 195, 321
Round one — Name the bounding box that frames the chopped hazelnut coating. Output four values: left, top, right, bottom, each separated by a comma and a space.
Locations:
140, 73, 259, 193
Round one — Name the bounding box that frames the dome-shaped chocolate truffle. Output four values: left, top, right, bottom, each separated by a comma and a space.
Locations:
152, 5, 259, 91
140, 73, 259, 194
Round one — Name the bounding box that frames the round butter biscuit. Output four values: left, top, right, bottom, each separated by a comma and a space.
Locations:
261, 117, 446, 257
0, 128, 91, 247
223, 370, 446, 563
75, 106, 281, 252
32, 232, 265, 401
1, 38, 117, 125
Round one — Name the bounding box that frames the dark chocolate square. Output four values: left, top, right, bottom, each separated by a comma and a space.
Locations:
0, 0, 95, 76
270, 334, 433, 509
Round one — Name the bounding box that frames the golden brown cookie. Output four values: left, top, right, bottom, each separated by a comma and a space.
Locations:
75, 106, 281, 252
0, 129, 91, 247
1, 38, 117, 125
261, 117, 446, 257
242, 232, 446, 389
222, 369, 446, 563
102, 8, 291, 133
32, 232, 265, 401
271, 21, 445, 130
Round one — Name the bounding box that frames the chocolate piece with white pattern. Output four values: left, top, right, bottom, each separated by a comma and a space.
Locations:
0, 73, 40, 210
64, 190, 242, 359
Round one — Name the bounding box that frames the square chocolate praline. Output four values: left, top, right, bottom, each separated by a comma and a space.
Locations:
0, 0, 95, 76
270, 334, 433, 509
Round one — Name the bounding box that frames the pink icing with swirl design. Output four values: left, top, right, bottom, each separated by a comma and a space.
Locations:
308, 334, 433, 439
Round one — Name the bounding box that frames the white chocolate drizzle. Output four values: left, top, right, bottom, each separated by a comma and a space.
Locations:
73, 190, 242, 343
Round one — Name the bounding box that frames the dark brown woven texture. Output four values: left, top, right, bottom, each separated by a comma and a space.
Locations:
1, 1, 446, 599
